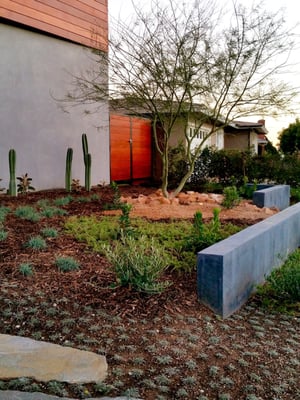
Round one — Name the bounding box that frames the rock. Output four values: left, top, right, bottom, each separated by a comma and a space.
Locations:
177, 193, 190, 205
0, 335, 107, 384
0, 391, 143, 400
209, 194, 223, 203
159, 197, 171, 204
136, 195, 147, 204
170, 198, 179, 205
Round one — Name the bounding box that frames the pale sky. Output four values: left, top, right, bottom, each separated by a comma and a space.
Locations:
109, 0, 300, 144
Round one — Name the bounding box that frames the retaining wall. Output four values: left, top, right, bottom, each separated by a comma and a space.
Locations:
197, 202, 300, 318
252, 184, 290, 210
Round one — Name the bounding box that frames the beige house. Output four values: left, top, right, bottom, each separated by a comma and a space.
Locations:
168, 117, 224, 152
224, 120, 268, 154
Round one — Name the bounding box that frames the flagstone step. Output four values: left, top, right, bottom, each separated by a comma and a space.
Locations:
0, 334, 107, 384
0, 392, 142, 400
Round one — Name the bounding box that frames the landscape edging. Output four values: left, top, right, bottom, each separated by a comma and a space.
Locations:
197, 202, 300, 317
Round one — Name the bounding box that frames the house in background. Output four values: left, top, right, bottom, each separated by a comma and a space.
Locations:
0, 1, 110, 190
110, 99, 269, 182
224, 120, 268, 155
110, 99, 226, 183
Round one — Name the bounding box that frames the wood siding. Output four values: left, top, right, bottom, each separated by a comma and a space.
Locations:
110, 114, 152, 182
0, 0, 108, 50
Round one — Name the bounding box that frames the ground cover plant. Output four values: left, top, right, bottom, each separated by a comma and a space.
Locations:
0, 185, 299, 399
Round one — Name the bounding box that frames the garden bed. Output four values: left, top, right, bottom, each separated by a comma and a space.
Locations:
0, 186, 298, 400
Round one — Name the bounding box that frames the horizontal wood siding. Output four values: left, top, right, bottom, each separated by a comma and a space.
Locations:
110, 115, 131, 181
110, 114, 152, 182
132, 118, 152, 180
0, 0, 108, 50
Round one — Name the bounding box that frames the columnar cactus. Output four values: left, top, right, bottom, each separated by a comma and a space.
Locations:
8, 149, 16, 196
84, 153, 91, 192
82, 133, 92, 191
65, 148, 73, 192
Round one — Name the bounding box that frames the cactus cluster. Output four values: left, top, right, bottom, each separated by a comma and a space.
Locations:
8, 149, 16, 196
65, 148, 73, 192
82, 133, 92, 191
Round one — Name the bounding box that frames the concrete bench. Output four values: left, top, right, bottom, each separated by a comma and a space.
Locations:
197, 202, 300, 318
252, 184, 290, 210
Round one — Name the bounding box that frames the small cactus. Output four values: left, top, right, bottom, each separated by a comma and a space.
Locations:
8, 149, 16, 196
82, 133, 92, 191
65, 148, 73, 192
84, 153, 91, 191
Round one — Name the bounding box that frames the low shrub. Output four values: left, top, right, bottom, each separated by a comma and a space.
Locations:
65, 216, 119, 251
40, 206, 67, 218
103, 234, 170, 294
222, 186, 241, 209
15, 206, 40, 222
0, 230, 8, 241
55, 256, 80, 272
41, 227, 58, 238
239, 178, 258, 200
53, 196, 73, 206
183, 209, 240, 254
26, 236, 47, 250
0, 206, 10, 224
256, 249, 300, 312
19, 263, 34, 277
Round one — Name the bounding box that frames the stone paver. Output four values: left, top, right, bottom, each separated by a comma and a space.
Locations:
0, 334, 107, 384
0, 392, 142, 400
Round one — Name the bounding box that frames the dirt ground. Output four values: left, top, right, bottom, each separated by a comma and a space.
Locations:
0, 186, 298, 400
108, 186, 278, 222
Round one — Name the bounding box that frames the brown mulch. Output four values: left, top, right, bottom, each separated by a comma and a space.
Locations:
0, 186, 299, 400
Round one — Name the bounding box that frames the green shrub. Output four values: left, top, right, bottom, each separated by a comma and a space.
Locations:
65, 216, 119, 250
119, 203, 134, 235
183, 209, 239, 254
15, 206, 40, 222
103, 234, 170, 294
65, 215, 242, 273
0, 206, 10, 224
0, 229, 8, 241
19, 263, 34, 276
239, 177, 257, 199
222, 186, 240, 209
41, 227, 58, 238
53, 196, 73, 206
26, 236, 47, 250
40, 206, 67, 218
256, 250, 300, 313
55, 256, 80, 272
290, 187, 300, 204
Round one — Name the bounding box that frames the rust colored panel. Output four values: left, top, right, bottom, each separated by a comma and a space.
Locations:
0, 0, 108, 50
132, 119, 152, 179
110, 115, 131, 181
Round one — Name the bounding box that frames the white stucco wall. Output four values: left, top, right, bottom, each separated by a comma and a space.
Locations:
168, 118, 224, 152
0, 23, 110, 191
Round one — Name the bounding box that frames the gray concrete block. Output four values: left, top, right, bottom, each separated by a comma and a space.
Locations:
252, 185, 290, 210
197, 202, 300, 317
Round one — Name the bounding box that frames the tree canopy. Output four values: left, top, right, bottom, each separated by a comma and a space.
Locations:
67, 0, 297, 197
279, 119, 300, 154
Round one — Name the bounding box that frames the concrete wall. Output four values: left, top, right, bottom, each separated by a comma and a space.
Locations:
0, 23, 110, 191
197, 202, 300, 317
253, 185, 290, 211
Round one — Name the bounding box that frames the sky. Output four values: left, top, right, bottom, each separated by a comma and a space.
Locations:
108, 0, 300, 145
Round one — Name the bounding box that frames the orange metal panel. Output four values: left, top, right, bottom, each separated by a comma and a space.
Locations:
110, 115, 131, 181
132, 119, 152, 179
110, 115, 152, 182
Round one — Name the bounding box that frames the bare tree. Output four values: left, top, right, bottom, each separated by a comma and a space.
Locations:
67, 0, 297, 198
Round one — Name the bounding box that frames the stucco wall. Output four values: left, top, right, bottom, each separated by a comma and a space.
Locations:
0, 23, 109, 191
169, 118, 221, 151
224, 130, 258, 153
